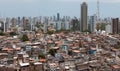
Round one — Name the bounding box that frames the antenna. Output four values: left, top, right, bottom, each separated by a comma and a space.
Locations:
97, 0, 100, 22
82, 0, 87, 2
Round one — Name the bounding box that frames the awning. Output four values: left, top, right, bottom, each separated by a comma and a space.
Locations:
72, 50, 80, 53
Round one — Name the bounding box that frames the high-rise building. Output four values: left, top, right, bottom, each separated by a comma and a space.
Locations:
53, 16, 56, 21
106, 24, 112, 34
5, 17, 11, 32
11, 18, 17, 27
22, 17, 31, 31
43, 17, 48, 33
112, 18, 119, 34
0, 18, 5, 32
0, 21, 4, 32
81, 1, 88, 32
88, 15, 97, 32
26, 19, 31, 31
17, 17, 21, 26
22, 17, 26, 31
57, 13, 60, 21
71, 17, 79, 32
104, 17, 112, 34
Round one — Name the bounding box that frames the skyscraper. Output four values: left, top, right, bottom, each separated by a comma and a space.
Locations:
112, 18, 119, 34
11, 18, 17, 27
57, 13, 60, 21
17, 17, 21, 26
22, 17, 26, 31
5, 18, 10, 32
89, 15, 97, 32
81, 1, 88, 32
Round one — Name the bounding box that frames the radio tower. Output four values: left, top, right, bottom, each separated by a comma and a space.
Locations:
96, 0, 100, 31
97, 0, 100, 21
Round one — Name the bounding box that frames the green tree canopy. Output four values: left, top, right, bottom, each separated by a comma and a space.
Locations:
38, 53, 45, 59
83, 29, 91, 33
46, 30, 54, 35
0, 32, 6, 36
79, 40, 82, 47
20, 34, 29, 42
9, 32, 17, 36
68, 50, 72, 55
100, 23, 106, 30
49, 49, 56, 56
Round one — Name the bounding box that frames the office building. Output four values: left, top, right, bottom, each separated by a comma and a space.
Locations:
11, 18, 17, 27
17, 17, 21, 26
104, 18, 112, 34
89, 15, 97, 32
5, 18, 11, 32
81, 1, 88, 32
106, 24, 112, 34
112, 18, 119, 34
22, 17, 31, 31
57, 13, 60, 21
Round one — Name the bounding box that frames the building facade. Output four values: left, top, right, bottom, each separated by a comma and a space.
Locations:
89, 15, 97, 32
81, 2, 88, 32
112, 18, 119, 34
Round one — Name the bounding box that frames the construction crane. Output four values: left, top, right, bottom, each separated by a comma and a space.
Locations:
96, 0, 101, 31
97, 0, 100, 21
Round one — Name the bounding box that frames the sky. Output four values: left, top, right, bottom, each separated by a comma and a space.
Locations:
0, 0, 120, 18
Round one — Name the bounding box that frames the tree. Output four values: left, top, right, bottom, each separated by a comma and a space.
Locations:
68, 50, 72, 55
96, 23, 101, 31
49, 49, 56, 56
79, 40, 82, 47
0, 32, 5, 36
46, 30, 54, 35
35, 22, 43, 29
38, 53, 45, 59
55, 29, 66, 33
100, 23, 106, 30
9, 32, 17, 36
71, 17, 79, 32
115, 42, 120, 49
20, 34, 29, 42
115, 45, 120, 49
83, 29, 91, 33
29, 61, 35, 71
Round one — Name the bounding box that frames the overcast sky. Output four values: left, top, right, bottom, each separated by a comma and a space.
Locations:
0, 0, 120, 18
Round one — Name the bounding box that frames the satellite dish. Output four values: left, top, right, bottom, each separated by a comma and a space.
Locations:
13, 44, 16, 49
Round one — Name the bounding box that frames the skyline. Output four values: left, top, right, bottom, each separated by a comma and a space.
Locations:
0, 0, 120, 18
